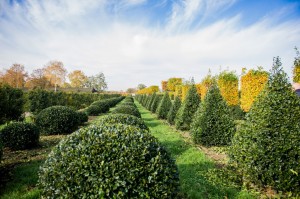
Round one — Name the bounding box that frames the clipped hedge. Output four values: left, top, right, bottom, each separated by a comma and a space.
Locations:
90, 100, 110, 113
230, 58, 300, 193
112, 105, 141, 118
77, 111, 88, 124
97, 113, 149, 131
85, 105, 103, 116
0, 84, 24, 124
39, 123, 179, 198
36, 106, 80, 135
150, 94, 162, 113
191, 85, 235, 146
0, 122, 39, 150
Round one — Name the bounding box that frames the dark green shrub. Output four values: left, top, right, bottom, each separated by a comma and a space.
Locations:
230, 57, 300, 193
191, 85, 235, 146
228, 105, 245, 120
119, 102, 136, 107
98, 113, 149, 131
157, 92, 172, 119
0, 122, 39, 150
0, 84, 24, 124
167, 96, 181, 125
175, 85, 200, 130
112, 105, 141, 118
0, 140, 3, 161
91, 100, 110, 113
36, 106, 80, 135
39, 123, 179, 198
85, 105, 103, 116
77, 111, 88, 124
146, 93, 156, 110
150, 94, 162, 113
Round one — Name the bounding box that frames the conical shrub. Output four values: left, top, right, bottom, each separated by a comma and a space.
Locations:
167, 96, 181, 125
147, 93, 156, 110
157, 92, 172, 119
151, 95, 162, 113
191, 85, 235, 146
175, 85, 200, 130
229, 57, 300, 193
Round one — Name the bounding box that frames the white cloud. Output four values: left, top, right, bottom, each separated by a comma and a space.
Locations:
0, 0, 299, 91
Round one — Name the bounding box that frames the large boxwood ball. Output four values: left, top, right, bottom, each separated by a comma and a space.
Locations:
91, 100, 110, 113
0, 122, 39, 150
97, 113, 149, 131
111, 105, 141, 118
35, 106, 80, 135
76, 111, 88, 124
39, 124, 179, 198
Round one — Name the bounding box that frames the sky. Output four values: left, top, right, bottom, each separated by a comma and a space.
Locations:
0, 0, 300, 91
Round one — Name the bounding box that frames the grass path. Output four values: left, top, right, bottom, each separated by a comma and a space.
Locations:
136, 102, 255, 199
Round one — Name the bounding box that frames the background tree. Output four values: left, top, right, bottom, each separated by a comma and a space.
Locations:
85, 72, 107, 91
44, 61, 67, 92
68, 70, 87, 88
126, 88, 137, 94
2, 63, 27, 88
167, 78, 182, 92
25, 68, 51, 89
161, 81, 168, 91
293, 46, 300, 83
137, 84, 146, 90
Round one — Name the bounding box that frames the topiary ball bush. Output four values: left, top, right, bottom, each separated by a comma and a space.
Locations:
36, 106, 80, 135
39, 123, 179, 198
112, 105, 141, 118
97, 113, 149, 131
85, 105, 103, 116
0, 122, 39, 150
77, 111, 88, 124
91, 100, 110, 113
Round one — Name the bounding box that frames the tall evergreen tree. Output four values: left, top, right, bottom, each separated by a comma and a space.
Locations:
147, 93, 156, 110
230, 57, 300, 192
191, 84, 235, 146
175, 85, 200, 130
157, 92, 172, 119
151, 95, 162, 113
167, 96, 181, 125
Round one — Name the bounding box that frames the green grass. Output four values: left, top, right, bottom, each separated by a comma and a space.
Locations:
136, 102, 256, 199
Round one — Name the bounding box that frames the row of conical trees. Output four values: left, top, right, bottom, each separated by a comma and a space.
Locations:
135, 57, 300, 194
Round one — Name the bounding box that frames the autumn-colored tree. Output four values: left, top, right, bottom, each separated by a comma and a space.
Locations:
217, 71, 239, 106
44, 61, 67, 92
126, 88, 137, 94
199, 71, 216, 101
167, 78, 182, 92
68, 70, 87, 88
293, 47, 300, 83
161, 81, 168, 91
2, 64, 27, 88
136, 85, 159, 94
25, 68, 51, 89
137, 84, 146, 90
174, 85, 182, 99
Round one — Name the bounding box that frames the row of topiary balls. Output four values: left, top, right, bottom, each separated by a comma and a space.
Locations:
0, 96, 124, 159
38, 96, 180, 198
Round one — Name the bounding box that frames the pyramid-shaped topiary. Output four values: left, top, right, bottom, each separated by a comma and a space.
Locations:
175, 85, 200, 130
146, 93, 156, 110
191, 84, 235, 146
167, 96, 181, 125
229, 57, 300, 193
151, 95, 162, 113
157, 92, 172, 119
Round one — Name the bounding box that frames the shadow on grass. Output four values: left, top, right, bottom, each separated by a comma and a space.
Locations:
0, 160, 42, 199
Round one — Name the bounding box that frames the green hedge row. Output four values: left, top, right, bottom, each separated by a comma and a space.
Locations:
84, 96, 125, 116
39, 106, 179, 198
27, 89, 121, 114
0, 84, 24, 124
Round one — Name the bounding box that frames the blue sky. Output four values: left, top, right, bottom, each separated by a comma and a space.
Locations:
0, 0, 300, 91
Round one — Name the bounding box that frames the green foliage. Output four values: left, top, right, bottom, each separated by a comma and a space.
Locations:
146, 93, 156, 110
157, 92, 172, 119
112, 105, 141, 118
90, 100, 110, 113
76, 111, 88, 124
38, 123, 179, 198
175, 85, 200, 130
228, 105, 245, 120
85, 105, 103, 116
27, 89, 122, 114
0, 139, 3, 160
150, 95, 162, 113
36, 106, 80, 135
167, 96, 181, 125
230, 57, 300, 193
191, 85, 235, 146
0, 122, 39, 150
97, 113, 149, 131
0, 84, 24, 124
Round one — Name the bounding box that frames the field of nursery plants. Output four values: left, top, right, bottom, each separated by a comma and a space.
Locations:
0, 57, 299, 199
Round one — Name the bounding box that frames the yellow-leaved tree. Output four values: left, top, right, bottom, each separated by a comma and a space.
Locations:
44, 61, 67, 92
217, 71, 239, 106
68, 70, 87, 88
